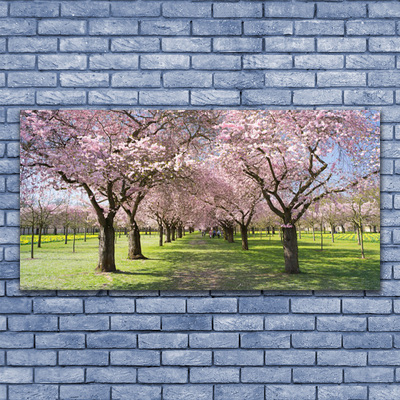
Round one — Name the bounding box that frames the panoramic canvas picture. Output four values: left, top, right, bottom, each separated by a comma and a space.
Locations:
20, 110, 380, 291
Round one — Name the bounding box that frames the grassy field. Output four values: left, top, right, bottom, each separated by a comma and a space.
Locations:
20, 231, 380, 291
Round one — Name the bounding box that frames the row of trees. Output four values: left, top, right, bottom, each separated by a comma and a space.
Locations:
21, 110, 379, 274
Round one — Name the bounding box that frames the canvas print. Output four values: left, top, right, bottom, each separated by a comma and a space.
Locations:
20, 110, 380, 291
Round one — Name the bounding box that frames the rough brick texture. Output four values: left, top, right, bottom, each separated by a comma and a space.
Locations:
0, 1, 398, 398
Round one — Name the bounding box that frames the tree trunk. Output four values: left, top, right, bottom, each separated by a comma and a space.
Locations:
171, 225, 176, 241
38, 225, 43, 248
159, 224, 163, 247
165, 224, 171, 243
272, 226, 275, 235
240, 224, 249, 250
149, 227, 151, 236
226, 226, 234, 243
128, 220, 147, 259
64, 226, 68, 244
30, 224, 35, 259
251, 227, 255, 235
282, 225, 300, 274
84, 228, 87, 242
54, 226, 57, 235
357, 225, 361, 245
96, 221, 117, 272
177, 225, 183, 239
359, 224, 365, 259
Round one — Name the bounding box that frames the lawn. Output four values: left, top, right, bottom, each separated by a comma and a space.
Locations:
20, 231, 380, 291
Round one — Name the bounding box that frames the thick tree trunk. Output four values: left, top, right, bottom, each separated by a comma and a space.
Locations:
177, 225, 183, 239
159, 224, 163, 247
225, 226, 234, 243
171, 225, 176, 241
96, 222, 116, 272
165, 224, 171, 243
128, 220, 147, 260
282, 225, 300, 274
240, 224, 249, 250
38, 225, 43, 248
54, 226, 57, 235
341, 225, 345, 233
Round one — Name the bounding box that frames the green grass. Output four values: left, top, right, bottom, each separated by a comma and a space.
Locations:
20, 231, 380, 291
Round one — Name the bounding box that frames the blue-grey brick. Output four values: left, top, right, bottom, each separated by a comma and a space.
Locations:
37, 90, 86, 105
318, 38, 366, 53
187, 298, 237, 313
60, 73, 108, 88
293, 367, 342, 383
9, 385, 58, 400
138, 367, 187, 383
9, 72, 56, 89
369, 350, 400, 366
292, 298, 340, 314
0, 73, 4, 87
296, 55, 344, 69
36, 333, 85, 349
59, 350, 109, 366
318, 350, 366, 366
344, 333, 392, 349
162, 315, 211, 331
214, 3, 262, 18
85, 298, 135, 313
0, 333, 33, 348
0, 3, 7, 17
369, 316, 400, 331
190, 332, 238, 348
39, 19, 86, 35
89, 19, 138, 35
35, 367, 84, 383
0, 19, 36, 36
296, 20, 344, 35
214, 315, 263, 331
346, 55, 395, 69
0, 297, 31, 313
112, 2, 160, 17
86, 367, 136, 383
8, 315, 57, 331
347, 20, 395, 36
265, 72, 314, 88
292, 333, 341, 349
163, 385, 212, 400
266, 385, 315, 400
192, 55, 241, 70
190, 367, 239, 383
38, 54, 86, 70
370, 71, 400, 87
62, 2, 109, 17
87, 332, 136, 348
110, 350, 159, 366
0, 316, 5, 330
34, 298, 82, 314
89, 90, 138, 105
242, 89, 291, 105
318, 71, 366, 87
265, 350, 315, 365
163, 2, 210, 18
318, 3, 366, 18
244, 21, 292, 36
317, 316, 366, 331
0, 263, 19, 278
0, 367, 32, 383
239, 297, 288, 313
11, 2, 59, 17
9, 37, 57, 53
0, 55, 35, 70
60, 385, 110, 400
264, 37, 314, 53
163, 71, 211, 88
90, 54, 138, 70
343, 299, 391, 314
265, 2, 314, 18
344, 90, 393, 105
242, 367, 291, 383
369, 2, 400, 18
214, 350, 263, 366
265, 315, 314, 331
370, 38, 400, 53
162, 350, 211, 366
111, 315, 160, 330
241, 333, 290, 349
7, 349, 56, 366
294, 89, 342, 105
112, 385, 161, 400
193, 20, 241, 36
140, 90, 189, 105
141, 20, 189, 36
318, 385, 367, 400
381, 194, 393, 210
60, 315, 109, 331
395, 265, 400, 278
141, 54, 189, 69
214, 38, 262, 53
162, 38, 210, 53
139, 333, 187, 349
60, 38, 108, 53
214, 384, 264, 400
112, 38, 159, 52
371, 386, 400, 400
345, 367, 393, 383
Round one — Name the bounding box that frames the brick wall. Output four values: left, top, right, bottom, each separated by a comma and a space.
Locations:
0, 1, 399, 399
